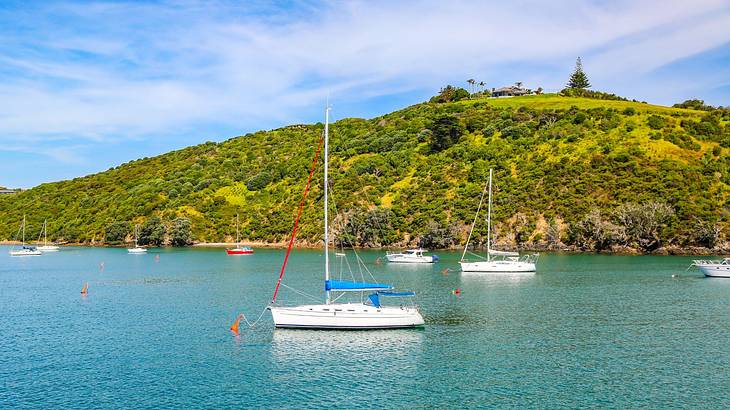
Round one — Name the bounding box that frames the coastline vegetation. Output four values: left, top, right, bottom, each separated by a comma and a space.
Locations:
1, 91, 727, 253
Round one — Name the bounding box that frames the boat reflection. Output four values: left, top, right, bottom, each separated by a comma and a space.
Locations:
270, 328, 424, 362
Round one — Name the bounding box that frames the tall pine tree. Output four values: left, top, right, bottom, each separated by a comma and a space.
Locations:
567, 57, 591, 89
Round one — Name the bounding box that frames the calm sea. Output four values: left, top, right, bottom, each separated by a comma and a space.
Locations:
1, 246, 728, 408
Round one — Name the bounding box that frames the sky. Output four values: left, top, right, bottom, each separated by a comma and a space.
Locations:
1, 0, 730, 188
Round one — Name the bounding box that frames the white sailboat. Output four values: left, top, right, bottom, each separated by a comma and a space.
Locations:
128, 224, 147, 253
269, 106, 424, 329
459, 168, 538, 273
37, 219, 60, 252
9, 215, 42, 256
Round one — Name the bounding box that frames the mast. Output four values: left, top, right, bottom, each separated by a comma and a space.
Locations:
236, 214, 240, 244
134, 225, 138, 247
22, 214, 26, 245
44, 219, 48, 246
487, 169, 493, 262
324, 105, 331, 305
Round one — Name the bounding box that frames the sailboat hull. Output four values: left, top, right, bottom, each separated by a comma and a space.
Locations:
460, 261, 536, 273
37, 245, 60, 252
9, 249, 42, 256
226, 248, 254, 255
270, 303, 424, 329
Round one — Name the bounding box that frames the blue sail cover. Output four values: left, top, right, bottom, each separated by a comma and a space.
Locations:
325, 280, 393, 291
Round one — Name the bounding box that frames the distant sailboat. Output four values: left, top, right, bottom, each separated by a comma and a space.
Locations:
268, 106, 424, 329
226, 214, 253, 255
459, 168, 538, 273
37, 219, 60, 252
9, 215, 42, 256
128, 224, 147, 254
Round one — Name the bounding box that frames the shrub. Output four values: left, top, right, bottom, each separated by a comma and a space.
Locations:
104, 222, 130, 244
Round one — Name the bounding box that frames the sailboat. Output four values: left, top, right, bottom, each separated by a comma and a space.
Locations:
459, 168, 538, 273
268, 106, 424, 329
127, 224, 147, 253
226, 214, 253, 255
37, 219, 60, 252
9, 215, 42, 256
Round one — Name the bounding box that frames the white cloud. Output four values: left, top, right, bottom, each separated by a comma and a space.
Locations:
1, 0, 729, 149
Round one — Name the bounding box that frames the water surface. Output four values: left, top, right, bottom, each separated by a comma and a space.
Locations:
1, 247, 728, 407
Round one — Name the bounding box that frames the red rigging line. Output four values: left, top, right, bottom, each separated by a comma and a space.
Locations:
271, 134, 325, 304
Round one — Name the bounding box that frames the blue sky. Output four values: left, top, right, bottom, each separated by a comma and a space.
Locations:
1, 0, 729, 188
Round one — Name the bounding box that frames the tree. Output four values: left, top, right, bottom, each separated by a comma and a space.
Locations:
419, 221, 460, 249
614, 202, 674, 251
170, 217, 193, 246
478, 81, 485, 93
429, 85, 470, 103
515, 81, 523, 88
567, 57, 591, 89
104, 221, 130, 244
429, 115, 464, 152
467, 79, 476, 94
139, 216, 166, 246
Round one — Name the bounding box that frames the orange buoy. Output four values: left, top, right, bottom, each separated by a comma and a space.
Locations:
374, 257, 382, 265
441, 268, 450, 275
230, 313, 244, 334
452, 288, 461, 295
81, 282, 89, 295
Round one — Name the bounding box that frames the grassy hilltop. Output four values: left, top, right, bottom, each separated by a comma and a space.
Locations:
1, 93, 728, 252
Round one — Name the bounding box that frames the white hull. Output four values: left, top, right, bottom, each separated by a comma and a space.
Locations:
128, 247, 147, 254
698, 265, 730, 278
270, 303, 424, 329
460, 260, 536, 273
10, 249, 42, 256
37, 245, 60, 252
385, 254, 436, 264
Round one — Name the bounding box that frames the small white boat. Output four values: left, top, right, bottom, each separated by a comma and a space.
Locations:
36, 219, 60, 252
385, 248, 439, 264
692, 258, 730, 277
128, 224, 147, 254
10, 246, 42, 257
268, 106, 424, 330
459, 168, 538, 273
9, 215, 42, 256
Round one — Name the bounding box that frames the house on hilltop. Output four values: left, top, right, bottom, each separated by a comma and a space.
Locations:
0, 189, 18, 195
491, 84, 531, 97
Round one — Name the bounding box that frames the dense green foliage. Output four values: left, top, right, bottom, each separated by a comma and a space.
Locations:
139, 216, 166, 246
1, 93, 728, 251
104, 221, 130, 244
169, 217, 193, 246
429, 85, 470, 103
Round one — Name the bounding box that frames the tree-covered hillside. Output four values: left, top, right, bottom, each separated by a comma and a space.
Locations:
1, 93, 728, 252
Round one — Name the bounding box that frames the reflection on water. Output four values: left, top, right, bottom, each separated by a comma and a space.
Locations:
459, 271, 536, 286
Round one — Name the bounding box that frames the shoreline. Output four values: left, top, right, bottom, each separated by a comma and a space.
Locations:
1, 240, 727, 256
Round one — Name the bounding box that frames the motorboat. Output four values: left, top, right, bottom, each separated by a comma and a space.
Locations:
692, 258, 730, 277
385, 248, 438, 264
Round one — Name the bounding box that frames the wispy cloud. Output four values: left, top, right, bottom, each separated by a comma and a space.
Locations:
1, 0, 729, 187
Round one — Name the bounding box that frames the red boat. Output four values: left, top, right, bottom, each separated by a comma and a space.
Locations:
226, 246, 254, 255
226, 214, 254, 255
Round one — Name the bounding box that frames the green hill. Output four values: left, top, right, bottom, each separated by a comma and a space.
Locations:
2, 93, 728, 252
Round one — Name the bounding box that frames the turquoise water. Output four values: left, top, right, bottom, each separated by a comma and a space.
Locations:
2, 246, 729, 408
